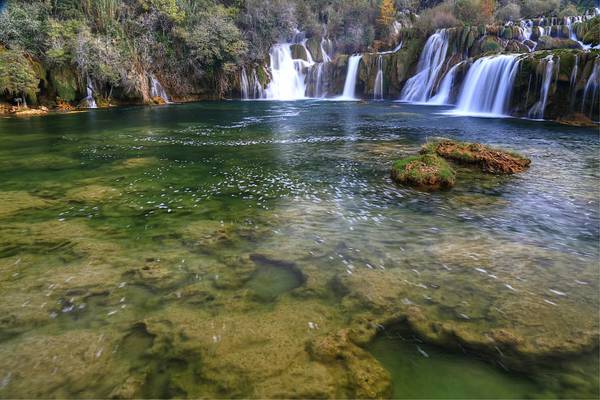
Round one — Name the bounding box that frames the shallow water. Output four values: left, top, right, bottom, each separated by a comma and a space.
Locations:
0, 101, 598, 398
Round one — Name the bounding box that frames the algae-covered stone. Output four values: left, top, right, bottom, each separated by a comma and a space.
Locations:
536, 36, 582, 50
391, 154, 456, 190
422, 140, 531, 174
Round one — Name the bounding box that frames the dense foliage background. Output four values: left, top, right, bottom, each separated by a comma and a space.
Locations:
0, 0, 597, 105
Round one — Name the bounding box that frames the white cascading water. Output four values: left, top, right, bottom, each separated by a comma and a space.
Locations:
528, 55, 556, 120
374, 55, 383, 100
150, 74, 170, 103
265, 43, 312, 100
320, 38, 333, 63
428, 62, 462, 105
240, 68, 250, 100
251, 69, 265, 99
400, 30, 449, 103
582, 57, 599, 117
451, 54, 521, 117
85, 77, 97, 109
337, 55, 362, 100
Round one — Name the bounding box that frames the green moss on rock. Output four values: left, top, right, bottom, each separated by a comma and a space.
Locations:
391, 154, 456, 190
422, 140, 531, 174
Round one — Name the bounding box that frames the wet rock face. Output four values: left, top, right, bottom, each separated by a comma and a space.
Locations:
391, 154, 456, 190
422, 140, 531, 174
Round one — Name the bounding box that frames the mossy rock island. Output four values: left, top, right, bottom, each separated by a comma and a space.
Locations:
391, 154, 456, 190
422, 140, 531, 174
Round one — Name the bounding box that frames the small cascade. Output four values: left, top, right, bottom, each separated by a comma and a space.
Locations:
337, 55, 362, 100
85, 77, 97, 109
374, 56, 383, 100
265, 43, 311, 100
240, 68, 250, 100
150, 74, 170, 103
251, 69, 265, 99
400, 29, 449, 103
570, 55, 579, 108
528, 55, 556, 120
452, 54, 521, 117
428, 62, 461, 105
320, 38, 333, 63
582, 57, 600, 118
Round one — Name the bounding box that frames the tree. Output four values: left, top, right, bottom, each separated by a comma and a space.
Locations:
377, 0, 396, 38
0, 50, 40, 107
481, 0, 495, 17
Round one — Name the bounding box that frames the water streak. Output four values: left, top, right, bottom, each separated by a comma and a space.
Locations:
528, 55, 556, 120
374, 56, 383, 100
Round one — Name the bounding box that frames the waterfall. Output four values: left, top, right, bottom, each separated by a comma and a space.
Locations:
85, 77, 97, 109
582, 57, 600, 118
150, 74, 170, 103
240, 68, 250, 100
428, 62, 461, 105
400, 30, 449, 103
528, 55, 556, 120
451, 54, 521, 117
320, 38, 333, 63
374, 56, 383, 100
337, 55, 362, 100
251, 69, 265, 99
265, 43, 311, 100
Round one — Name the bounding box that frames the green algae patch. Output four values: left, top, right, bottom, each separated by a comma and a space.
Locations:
0, 191, 54, 218
66, 185, 121, 203
422, 140, 531, 174
391, 154, 456, 190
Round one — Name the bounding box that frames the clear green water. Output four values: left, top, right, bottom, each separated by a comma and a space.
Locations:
0, 101, 598, 398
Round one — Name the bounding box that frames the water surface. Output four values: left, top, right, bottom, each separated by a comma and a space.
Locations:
0, 101, 598, 398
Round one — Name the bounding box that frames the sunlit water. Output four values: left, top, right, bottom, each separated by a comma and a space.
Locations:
0, 101, 598, 398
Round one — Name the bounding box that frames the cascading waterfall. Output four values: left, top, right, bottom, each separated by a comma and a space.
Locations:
337, 55, 362, 100
240, 68, 250, 100
150, 74, 170, 103
400, 30, 449, 103
528, 55, 556, 120
265, 43, 311, 100
374, 56, 383, 100
428, 62, 462, 105
85, 77, 97, 109
251, 69, 265, 99
451, 54, 521, 117
582, 57, 600, 118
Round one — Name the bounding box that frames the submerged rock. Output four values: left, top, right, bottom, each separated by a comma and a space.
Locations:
390, 154, 456, 190
422, 140, 531, 174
